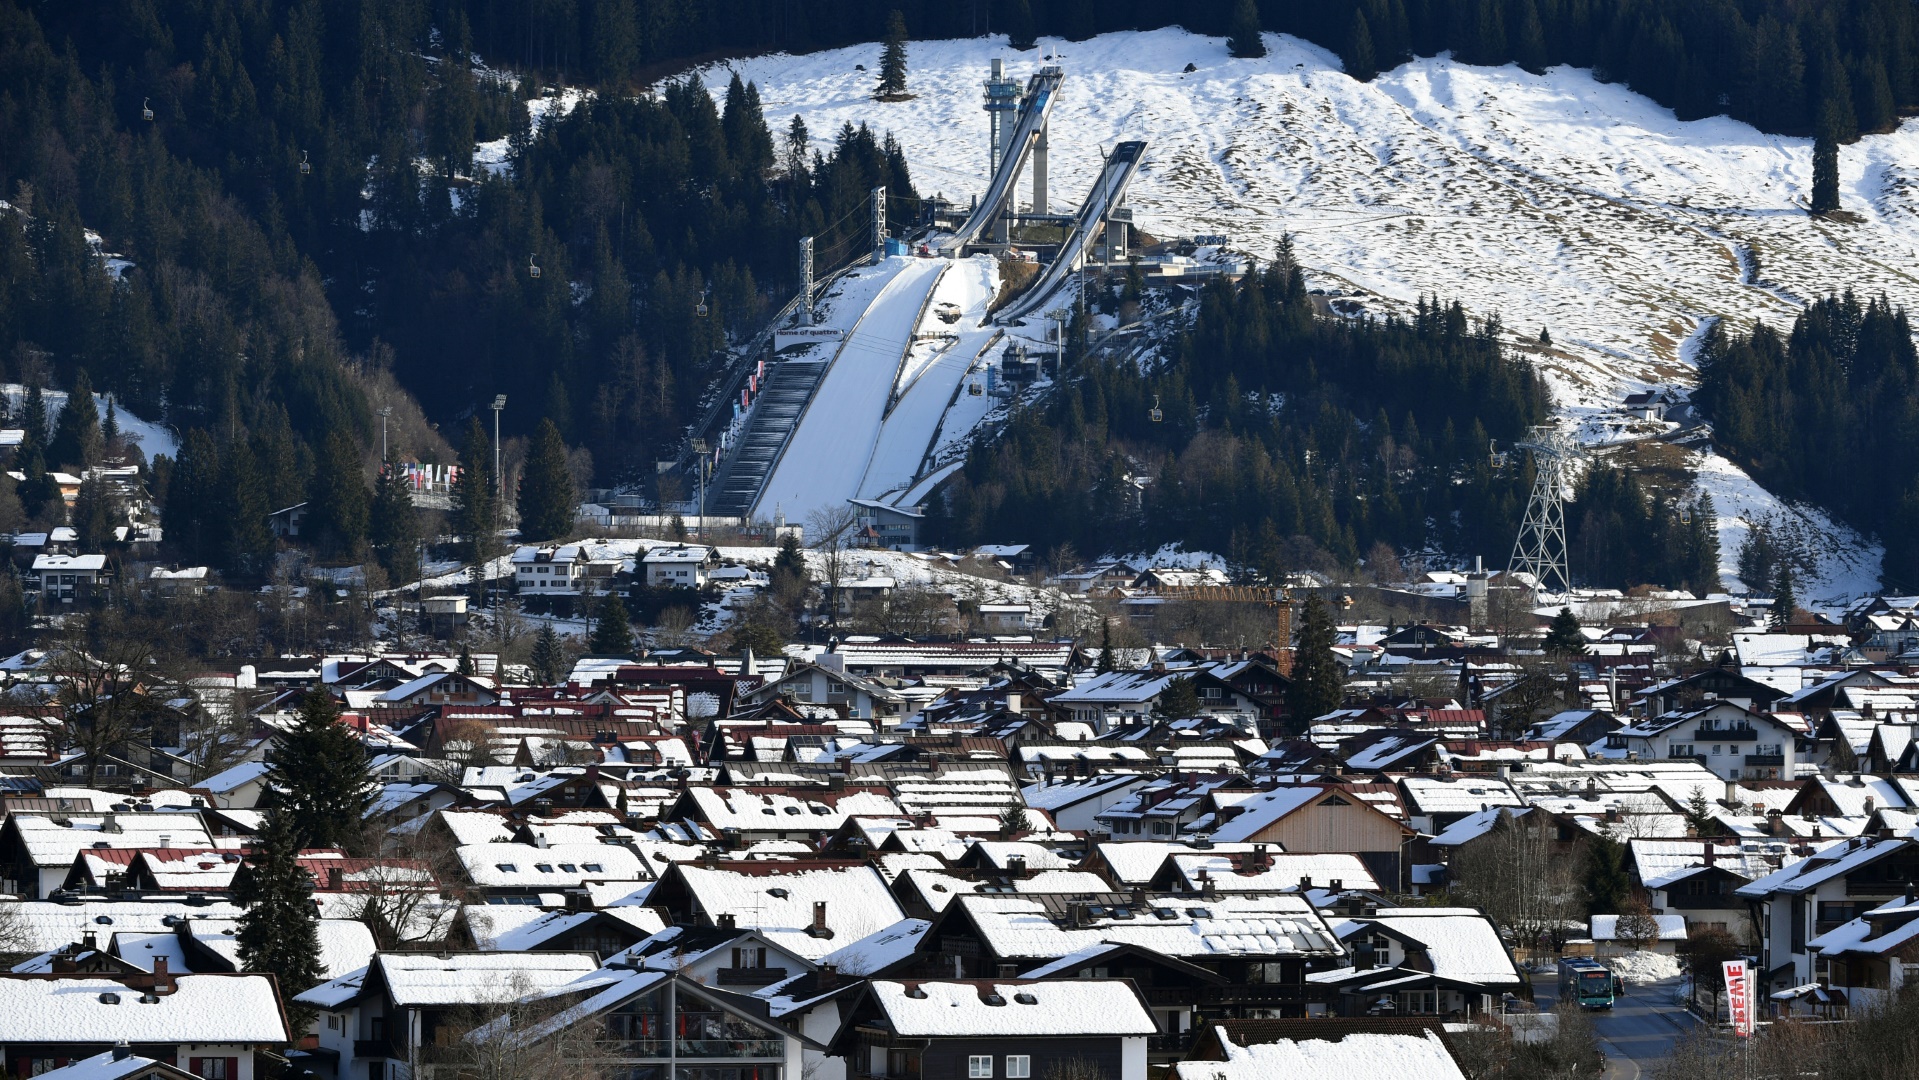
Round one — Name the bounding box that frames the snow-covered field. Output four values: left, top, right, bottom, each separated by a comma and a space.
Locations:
701, 28, 1919, 601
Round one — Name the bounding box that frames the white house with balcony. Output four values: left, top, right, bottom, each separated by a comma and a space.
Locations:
643, 544, 715, 588
1598, 702, 1798, 780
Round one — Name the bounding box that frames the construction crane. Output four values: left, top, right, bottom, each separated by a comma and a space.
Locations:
1507, 426, 1580, 596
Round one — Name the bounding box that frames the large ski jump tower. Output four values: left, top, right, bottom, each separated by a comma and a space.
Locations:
984, 58, 1046, 243
1507, 426, 1579, 595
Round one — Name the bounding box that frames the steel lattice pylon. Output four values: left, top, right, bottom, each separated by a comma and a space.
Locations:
1508, 426, 1579, 595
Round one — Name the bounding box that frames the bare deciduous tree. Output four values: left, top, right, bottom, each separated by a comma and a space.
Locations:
1449, 809, 1587, 952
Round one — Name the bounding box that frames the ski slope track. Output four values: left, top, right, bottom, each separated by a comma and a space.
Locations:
706, 28, 1919, 600
755, 256, 948, 519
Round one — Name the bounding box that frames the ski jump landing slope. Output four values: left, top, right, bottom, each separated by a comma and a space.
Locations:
859, 254, 1001, 503
754, 255, 948, 521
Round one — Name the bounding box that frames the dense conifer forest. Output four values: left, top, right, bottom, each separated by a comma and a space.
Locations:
1697, 294, 1919, 591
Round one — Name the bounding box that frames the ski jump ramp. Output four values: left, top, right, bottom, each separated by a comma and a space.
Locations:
994, 140, 1147, 324
943, 67, 1063, 253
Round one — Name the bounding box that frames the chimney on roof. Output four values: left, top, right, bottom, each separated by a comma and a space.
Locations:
1299, 875, 1313, 892
112, 1043, 131, 1062
811, 901, 830, 937
81, 931, 97, 953
1006, 692, 1022, 715
1767, 809, 1784, 837
817, 962, 840, 991
327, 867, 344, 891
1254, 843, 1272, 871
103, 812, 121, 834
718, 912, 736, 930
1007, 855, 1027, 877
151, 956, 175, 996
1867, 796, 1877, 815
702, 848, 719, 869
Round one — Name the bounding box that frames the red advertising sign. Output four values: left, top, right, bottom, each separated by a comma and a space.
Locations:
1723, 959, 1753, 1036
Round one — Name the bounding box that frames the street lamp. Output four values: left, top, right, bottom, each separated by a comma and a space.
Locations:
491, 395, 507, 506
379, 406, 393, 462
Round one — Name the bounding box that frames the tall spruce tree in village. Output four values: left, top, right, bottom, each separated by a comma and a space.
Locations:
1286, 596, 1344, 729
590, 591, 635, 655
531, 623, 567, 684
48, 369, 101, 471
369, 462, 421, 583
875, 10, 910, 100
219, 437, 276, 579
307, 432, 370, 560
231, 811, 323, 1023
1771, 564, 1798, 628
265, 690, 373, 852
1544, 607, 1588, 656
1155, 675, 1200, 719
517, 418, 577, 543
451, 417, 498, 563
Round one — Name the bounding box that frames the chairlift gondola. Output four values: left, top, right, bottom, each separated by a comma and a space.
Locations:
299, 150, 311, 176
1149, 393, 1163, 423
528, 253, 542, 279
968, 381, 984, 397
141, 97, 154, 122
696, 288, 710, 318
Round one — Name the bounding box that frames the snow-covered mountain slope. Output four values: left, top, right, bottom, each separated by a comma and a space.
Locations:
704, 28, 1919, 601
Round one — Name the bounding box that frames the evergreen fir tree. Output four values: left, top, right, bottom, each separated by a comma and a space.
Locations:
1811, 132, 1840, 213
70, 473, 117, 550
530, 624, 566, 685
1096, 616, 1116, 673
773, 533, 808, 586
1544, 606, 1588, 655
876, 10, 910, 100
265, 690, 373, 852
590, 591, 635, 655
19, 383, 48, 460
1512, 0, 1547, 74
101, 399, 119, 452
369, 463, 421, 583
1344, 10, 1378, 81
1155, 675, 1201, 718
1584, 833, 1630, 915
517, 418, 576, 542
1538, 326, 1552, 346
48, 370, 101, 470
1002, 0, 1037, 51
231, 812, 323, 1028
451, 417, 498, 563
1771, 564, 1798, 627
1228, 0, 1267, 59
1286, 597, 1344, 728
307, 431, 369, 559
220, 437, 276, 579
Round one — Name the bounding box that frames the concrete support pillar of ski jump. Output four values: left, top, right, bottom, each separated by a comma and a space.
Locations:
1033, 121, 1048, 216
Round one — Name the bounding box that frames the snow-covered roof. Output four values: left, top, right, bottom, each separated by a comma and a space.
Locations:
1172, 1028, 1466, 1080
1398, 777, 1523, 815
868, 979, 1155, 1036
899, 869, 1117, 913
1205, 787, 1340, 842
821, 918, 932, 975
373, 952, 602, 1006
1737, 837, 1913, 898
682, 786, 904, 832
453, 842, 648, 888
1166, 853, 1378, 894
955, 893, 1342, 960
1629, 838, 1801, 888
460, 905, 666, 951
0, 973, 290, 1042
674, 863, 907, 961
5, 901, 245, 954
1427, 806, 1531, 847
1328, 909, 1519, 983
11, 814, 215, 867
1093, 840, 1266, 886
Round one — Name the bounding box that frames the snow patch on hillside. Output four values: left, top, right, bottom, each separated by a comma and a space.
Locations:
706, 28, 1919, 598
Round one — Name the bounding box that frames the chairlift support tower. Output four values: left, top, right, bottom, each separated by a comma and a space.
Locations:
1507, 426, 1579, 596
872, 186, 887, 258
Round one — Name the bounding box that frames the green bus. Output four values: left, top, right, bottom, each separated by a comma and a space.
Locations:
1558, 957, 1617, 1009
